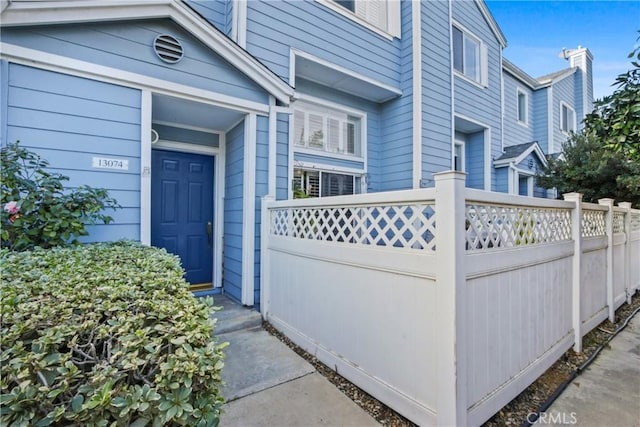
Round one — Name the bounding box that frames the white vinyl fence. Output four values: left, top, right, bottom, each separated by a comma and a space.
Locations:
260, 171, 640, 426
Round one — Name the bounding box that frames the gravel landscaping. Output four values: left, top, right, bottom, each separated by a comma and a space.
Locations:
264, 293, 640, 426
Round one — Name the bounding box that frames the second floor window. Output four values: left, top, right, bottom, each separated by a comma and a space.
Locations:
517, 90, 528, 124
328, 0, 400, 38
293, 101, 363, 158
453, 24, 487, 86
560, 103, 576, 133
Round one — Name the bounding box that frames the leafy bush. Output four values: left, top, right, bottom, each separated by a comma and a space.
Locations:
0, 242, 226, 426
1, 141, 120, 251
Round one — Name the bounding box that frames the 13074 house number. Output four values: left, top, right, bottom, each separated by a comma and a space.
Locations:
92, 157, 129, 171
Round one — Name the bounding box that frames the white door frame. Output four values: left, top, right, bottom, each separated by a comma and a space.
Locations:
149, 134, 225, 289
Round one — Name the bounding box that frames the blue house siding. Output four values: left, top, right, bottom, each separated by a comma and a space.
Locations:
378, 0, 414, 191
503, 73, 534, 146
1, 19, 269, 104
452, 0, 502, 190
516, 152, 540, 176
5, 64, 142, 242
551, 74, 578, 153
184, 0, 228, 35
495, 167, 508, 193
421, 0, 454, 184
466, 132, 485, 189
276, 113, 290, 200
223, 120, 245, 301
244, 0, 401, 86
532, 89, 549, 153
152, 124, 220, 147
254, 115, 270, 306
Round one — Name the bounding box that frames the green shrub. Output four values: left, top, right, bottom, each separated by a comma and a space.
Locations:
0, 241, 227, 426
1, 141, 120, 251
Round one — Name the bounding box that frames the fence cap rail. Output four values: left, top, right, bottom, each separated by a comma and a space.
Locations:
465, 189, 575, 209
581, 202, 610, 211
264, 188, 437, 210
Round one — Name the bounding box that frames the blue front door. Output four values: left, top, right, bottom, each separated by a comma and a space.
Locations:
151, 149, 214, 286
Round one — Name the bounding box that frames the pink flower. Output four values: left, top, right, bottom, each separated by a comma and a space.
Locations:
3, 201, 19, 215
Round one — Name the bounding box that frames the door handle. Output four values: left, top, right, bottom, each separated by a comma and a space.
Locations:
206, 221, 213, 248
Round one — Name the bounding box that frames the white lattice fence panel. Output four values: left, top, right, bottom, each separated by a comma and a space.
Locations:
631, 212, 640, 232
612, 212, 625, 234
582, 210, 606, 237
465, 204, 571, 250
270, 203, 436, 251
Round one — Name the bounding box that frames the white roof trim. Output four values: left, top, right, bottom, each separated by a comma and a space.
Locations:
537, 68, 577, 86
291, 48, 402, 103
502, 59, 539, 90
474, 0, 507, 48
0, 0, 294, 104
494, 142, 548, 168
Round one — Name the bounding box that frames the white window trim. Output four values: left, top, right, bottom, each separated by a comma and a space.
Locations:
453, 113, 492, 191
317, 0, 401, 40
560, 101, 576, 134
452, 21, 488, 88
514, 168, 535, 197
291, 94, 367, 163
516, 88, 529, 127
454, 139, 465, 172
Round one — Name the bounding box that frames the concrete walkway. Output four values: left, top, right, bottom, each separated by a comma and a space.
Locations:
213, 295, 378, 427
538, 312, 640, 427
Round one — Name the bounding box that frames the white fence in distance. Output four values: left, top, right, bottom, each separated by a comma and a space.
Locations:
260, 171, 640, 426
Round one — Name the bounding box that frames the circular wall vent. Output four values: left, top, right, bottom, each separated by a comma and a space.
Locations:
153, 34, 184, 63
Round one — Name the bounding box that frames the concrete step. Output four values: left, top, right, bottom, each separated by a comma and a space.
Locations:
219, 326, 315, 402
211, 294, 262, 335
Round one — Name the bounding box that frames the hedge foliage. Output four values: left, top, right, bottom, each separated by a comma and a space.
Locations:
0, 242, 227, 426
1, 141, 120, 251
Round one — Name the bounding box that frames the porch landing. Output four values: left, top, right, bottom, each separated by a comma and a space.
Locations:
211, 295, 377, 426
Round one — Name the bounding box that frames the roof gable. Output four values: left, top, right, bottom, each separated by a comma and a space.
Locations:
494, 142, 548, 168
0, 0, 294, 104
475, 0, 507, 48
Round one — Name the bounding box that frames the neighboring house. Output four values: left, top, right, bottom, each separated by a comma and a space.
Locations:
0, 0, 593, 304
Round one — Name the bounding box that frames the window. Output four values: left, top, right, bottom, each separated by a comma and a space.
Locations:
517, 90, 528, 124
560, 102, 576, 133
293, 168, 361, 198
453, 24, 487, 85
454, 141, 465, 172
326, 0, 400, 38
293, 101, 363, 158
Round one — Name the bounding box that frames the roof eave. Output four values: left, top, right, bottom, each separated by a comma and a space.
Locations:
475, 0, 507, 48
502, 59, 540, 90
0, 0, 295, 105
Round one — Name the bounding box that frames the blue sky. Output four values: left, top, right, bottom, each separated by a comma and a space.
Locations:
485, 1, 640, 100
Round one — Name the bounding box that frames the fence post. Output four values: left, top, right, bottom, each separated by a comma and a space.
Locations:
434, 171, 467, 426
598, 198, 615, 322
260, 195, 274, 320
619, 202, 632, 304
563, 192, 583, 352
